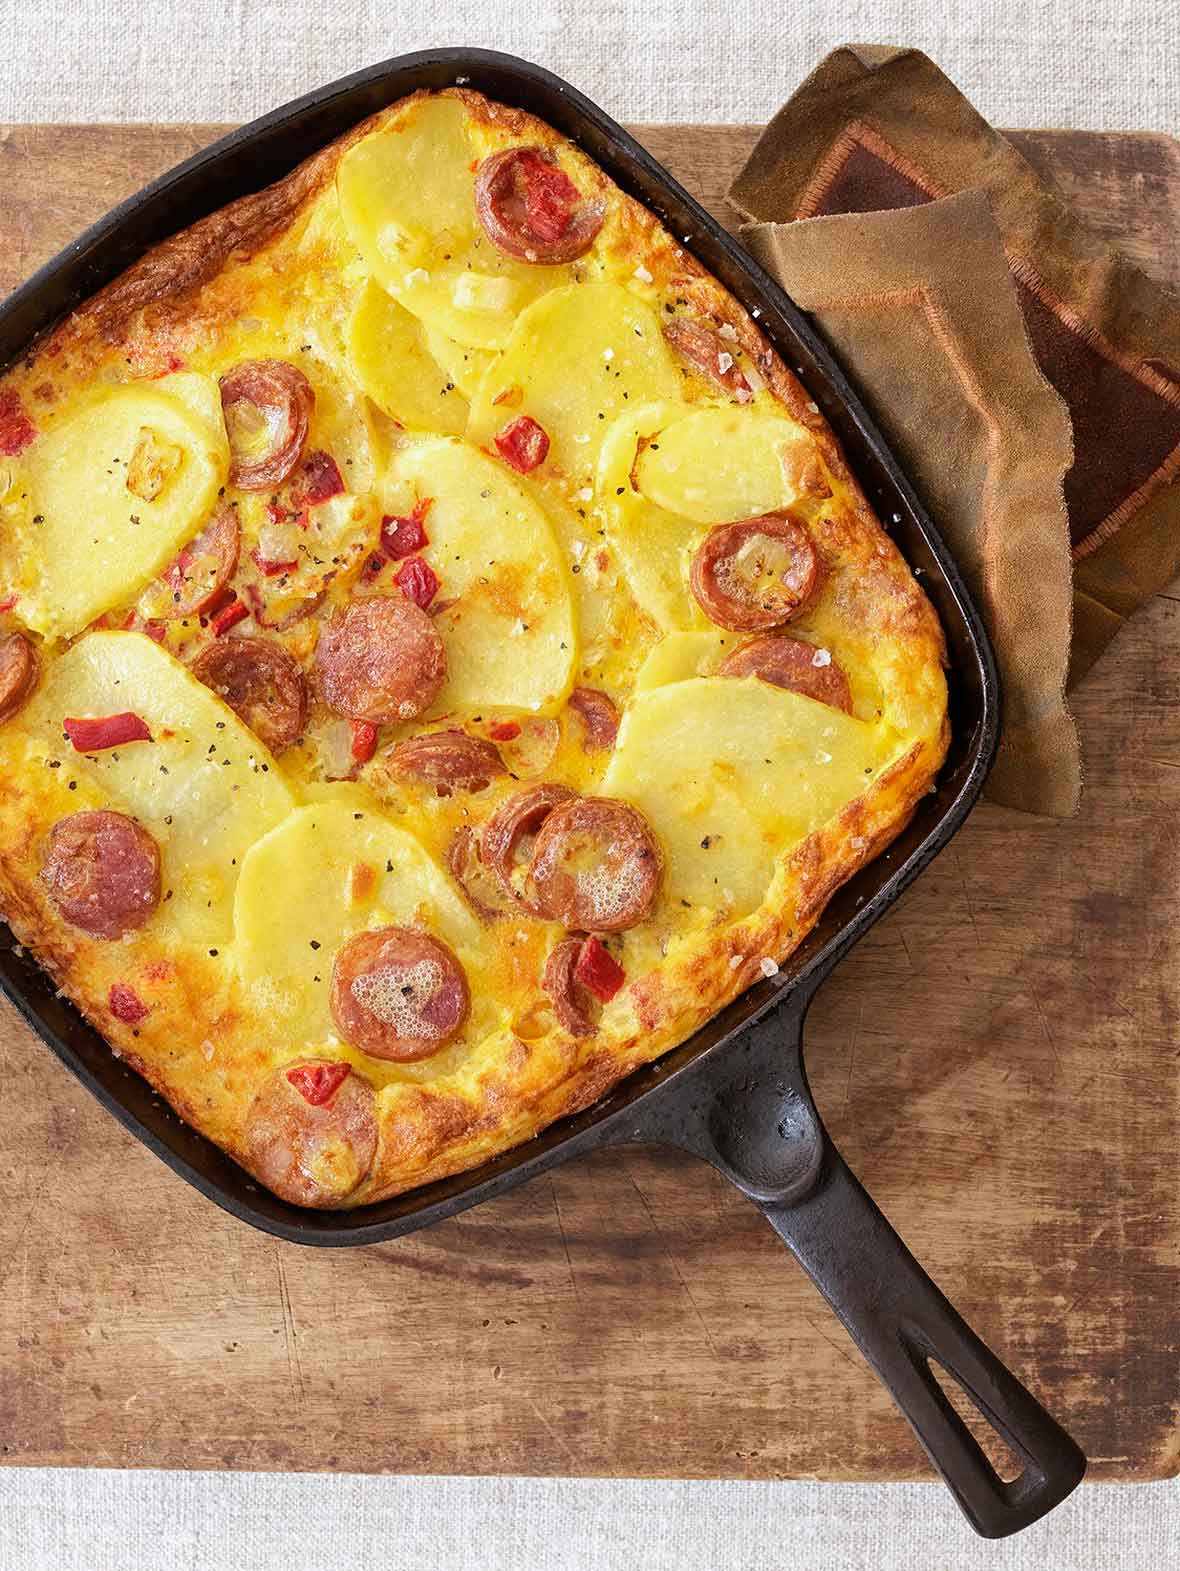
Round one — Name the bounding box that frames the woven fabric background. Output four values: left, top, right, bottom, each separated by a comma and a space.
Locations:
1, 0, 1178, 128
2, 1472, 1178, 1570
1, 1, 1177, 1566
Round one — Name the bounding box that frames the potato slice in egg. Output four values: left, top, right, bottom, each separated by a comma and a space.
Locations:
632, 406, 813, 524
388, 437, 577, 713
601, 675, 896, 916
346, 281, 468, 434
468, 283, 681, 486
336, 96, 567, 349
233, 797, 486, 1048
14, 631, 294, 946
14, 378, 228, 638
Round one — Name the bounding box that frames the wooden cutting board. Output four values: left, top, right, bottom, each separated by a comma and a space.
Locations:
0, 123, 1176, 1484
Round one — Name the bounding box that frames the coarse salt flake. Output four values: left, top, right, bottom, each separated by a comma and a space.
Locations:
816, 750, 833, 764
718, 322, 738, 341
405, 267, 430, 285
811, 647, 832, 668
633, 264, 653, 284
717, 352, 734, 374
759, 956, 779, 978
575, 487, 593, 502
602, 347, 615, 361
729, 954, 744, 970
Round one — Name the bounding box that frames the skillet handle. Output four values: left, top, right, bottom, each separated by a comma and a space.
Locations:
756, 1144, 1086, 1536
616, 994, 1085, 1537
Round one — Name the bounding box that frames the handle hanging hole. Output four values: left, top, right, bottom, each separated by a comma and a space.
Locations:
927, 1356, 1026, 1485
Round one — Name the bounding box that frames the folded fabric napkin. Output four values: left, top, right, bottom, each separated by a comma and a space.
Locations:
729, 45, 1180, 816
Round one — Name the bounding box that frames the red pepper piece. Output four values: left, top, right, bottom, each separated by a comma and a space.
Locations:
380, 498, 432, 559
494, 415, 550, 474
350, 721, 378, 763
574, 935, 626, 1003
488, 720, 521, 742
64, 712, 153, 752
210, 597, 249, 636
520, 152, 580, 242
394, 555, 440, 610
287, 1062, 351, 1106
251, 548, 298, 578
360, 552, 387, 584
0, 593, 18, 613
0, 389, 37, 456
299, 450, 345, 505
109, 983, 150, 1024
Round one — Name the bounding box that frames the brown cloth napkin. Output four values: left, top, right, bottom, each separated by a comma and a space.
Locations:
729, 45, 1180, 813
740, 190, 1079, 816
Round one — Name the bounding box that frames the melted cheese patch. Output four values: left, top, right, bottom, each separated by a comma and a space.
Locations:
336, 96, 568, 348
233, 797, 484, 1045
17, 631, 294, 945
12, 378, 228, 638
388, 437, 577, 713
601, 675, 896, 916
468, 283, 681, 486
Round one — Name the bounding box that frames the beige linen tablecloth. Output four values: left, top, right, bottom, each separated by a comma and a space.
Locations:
1, 1, 1177, 1566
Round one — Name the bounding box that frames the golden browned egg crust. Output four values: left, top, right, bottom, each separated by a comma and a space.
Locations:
0, 90, 948, 1207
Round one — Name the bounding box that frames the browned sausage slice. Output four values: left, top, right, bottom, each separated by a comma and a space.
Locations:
330, 927, 470, 1063
191, 635, 309, 753
448, 825, 509, 923
690, 512, 823, 632
315, 595, 446, 725
542, 936, 597, 1037
567, 686, 619, 750
474, 146, 605, 264
526, 797, 662, 932
41, 809, 161, 940
718, 634, 853, 714
0, 632, 38, 723
243, 1060, 377, 1208
481, 783, 578, 914
219, 360, 314, 491
662, 317, 752, 403
162, 506, 241, 618
389, 728, 505, 797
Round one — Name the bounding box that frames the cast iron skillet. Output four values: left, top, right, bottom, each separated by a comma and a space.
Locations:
0, 48, 1085, 1537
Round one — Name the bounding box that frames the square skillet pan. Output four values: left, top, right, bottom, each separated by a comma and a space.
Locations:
0, 49, 1084, 1536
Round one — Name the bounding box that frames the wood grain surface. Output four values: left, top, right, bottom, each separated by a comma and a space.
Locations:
0, 122, 1176, 1483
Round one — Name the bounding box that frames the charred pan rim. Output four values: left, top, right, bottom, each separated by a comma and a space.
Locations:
0, 48, 999, 1245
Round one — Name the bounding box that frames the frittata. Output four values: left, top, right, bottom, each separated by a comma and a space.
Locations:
0, 89, 948, 1207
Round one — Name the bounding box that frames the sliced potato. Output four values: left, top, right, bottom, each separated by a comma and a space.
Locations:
601, 675, 896, 916
336, 97, 566, 349
20, 631, 294, 945
389, 438, 576, 713
632, 406, 811, 524
632, 629, 738, 692
468, 284, 681, 486
422, 324, 496, 400
233, 797, 485, 1047
15, 380, 228, 638
597, 404, 707, 632
346, 281, 467, 434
